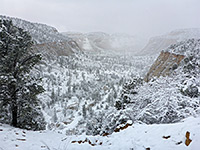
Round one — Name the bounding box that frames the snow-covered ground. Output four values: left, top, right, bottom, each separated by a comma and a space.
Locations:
0, 116, 200, 150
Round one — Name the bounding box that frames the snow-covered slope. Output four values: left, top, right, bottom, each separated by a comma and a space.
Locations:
0, 15, 81, 57
0, 15, 69, 44
140, 28, 200, 55
0, 116, 199, 150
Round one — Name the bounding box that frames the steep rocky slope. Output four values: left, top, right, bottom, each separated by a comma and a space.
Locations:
145, 39, 200, 82
0, 15, 68, 44
33, 40, 80, 59
0, 15, 81, 57
144, 51, 185, 82
139, 28, 200, 55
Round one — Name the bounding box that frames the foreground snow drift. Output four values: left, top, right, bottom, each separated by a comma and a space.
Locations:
0, 116, 200, 150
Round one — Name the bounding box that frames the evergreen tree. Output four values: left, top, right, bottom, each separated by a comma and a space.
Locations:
82, 104, 86, 118
0, 19, 45, 130
52, 108, 58, 123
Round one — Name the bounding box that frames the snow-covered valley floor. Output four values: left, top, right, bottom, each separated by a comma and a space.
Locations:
0, 116, 199, 150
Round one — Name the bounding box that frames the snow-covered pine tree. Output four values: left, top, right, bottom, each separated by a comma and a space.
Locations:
0, 19, 46, 130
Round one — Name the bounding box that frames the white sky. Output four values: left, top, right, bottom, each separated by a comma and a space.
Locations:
1, 0, 200, 38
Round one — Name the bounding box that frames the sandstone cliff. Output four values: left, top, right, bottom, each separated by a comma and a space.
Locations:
144, 51, 185, 82
33, 40, 81, 58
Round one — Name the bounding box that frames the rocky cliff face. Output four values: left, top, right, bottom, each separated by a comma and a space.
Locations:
144, 51, 185, 82
33, 40, 81, 59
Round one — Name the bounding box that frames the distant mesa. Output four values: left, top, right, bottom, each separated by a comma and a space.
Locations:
139, 28, 200, 56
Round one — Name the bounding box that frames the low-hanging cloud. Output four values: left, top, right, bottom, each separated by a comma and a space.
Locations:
1, 0, 200, 38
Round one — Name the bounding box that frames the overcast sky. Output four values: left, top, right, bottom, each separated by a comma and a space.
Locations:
1, 0, 200, 38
